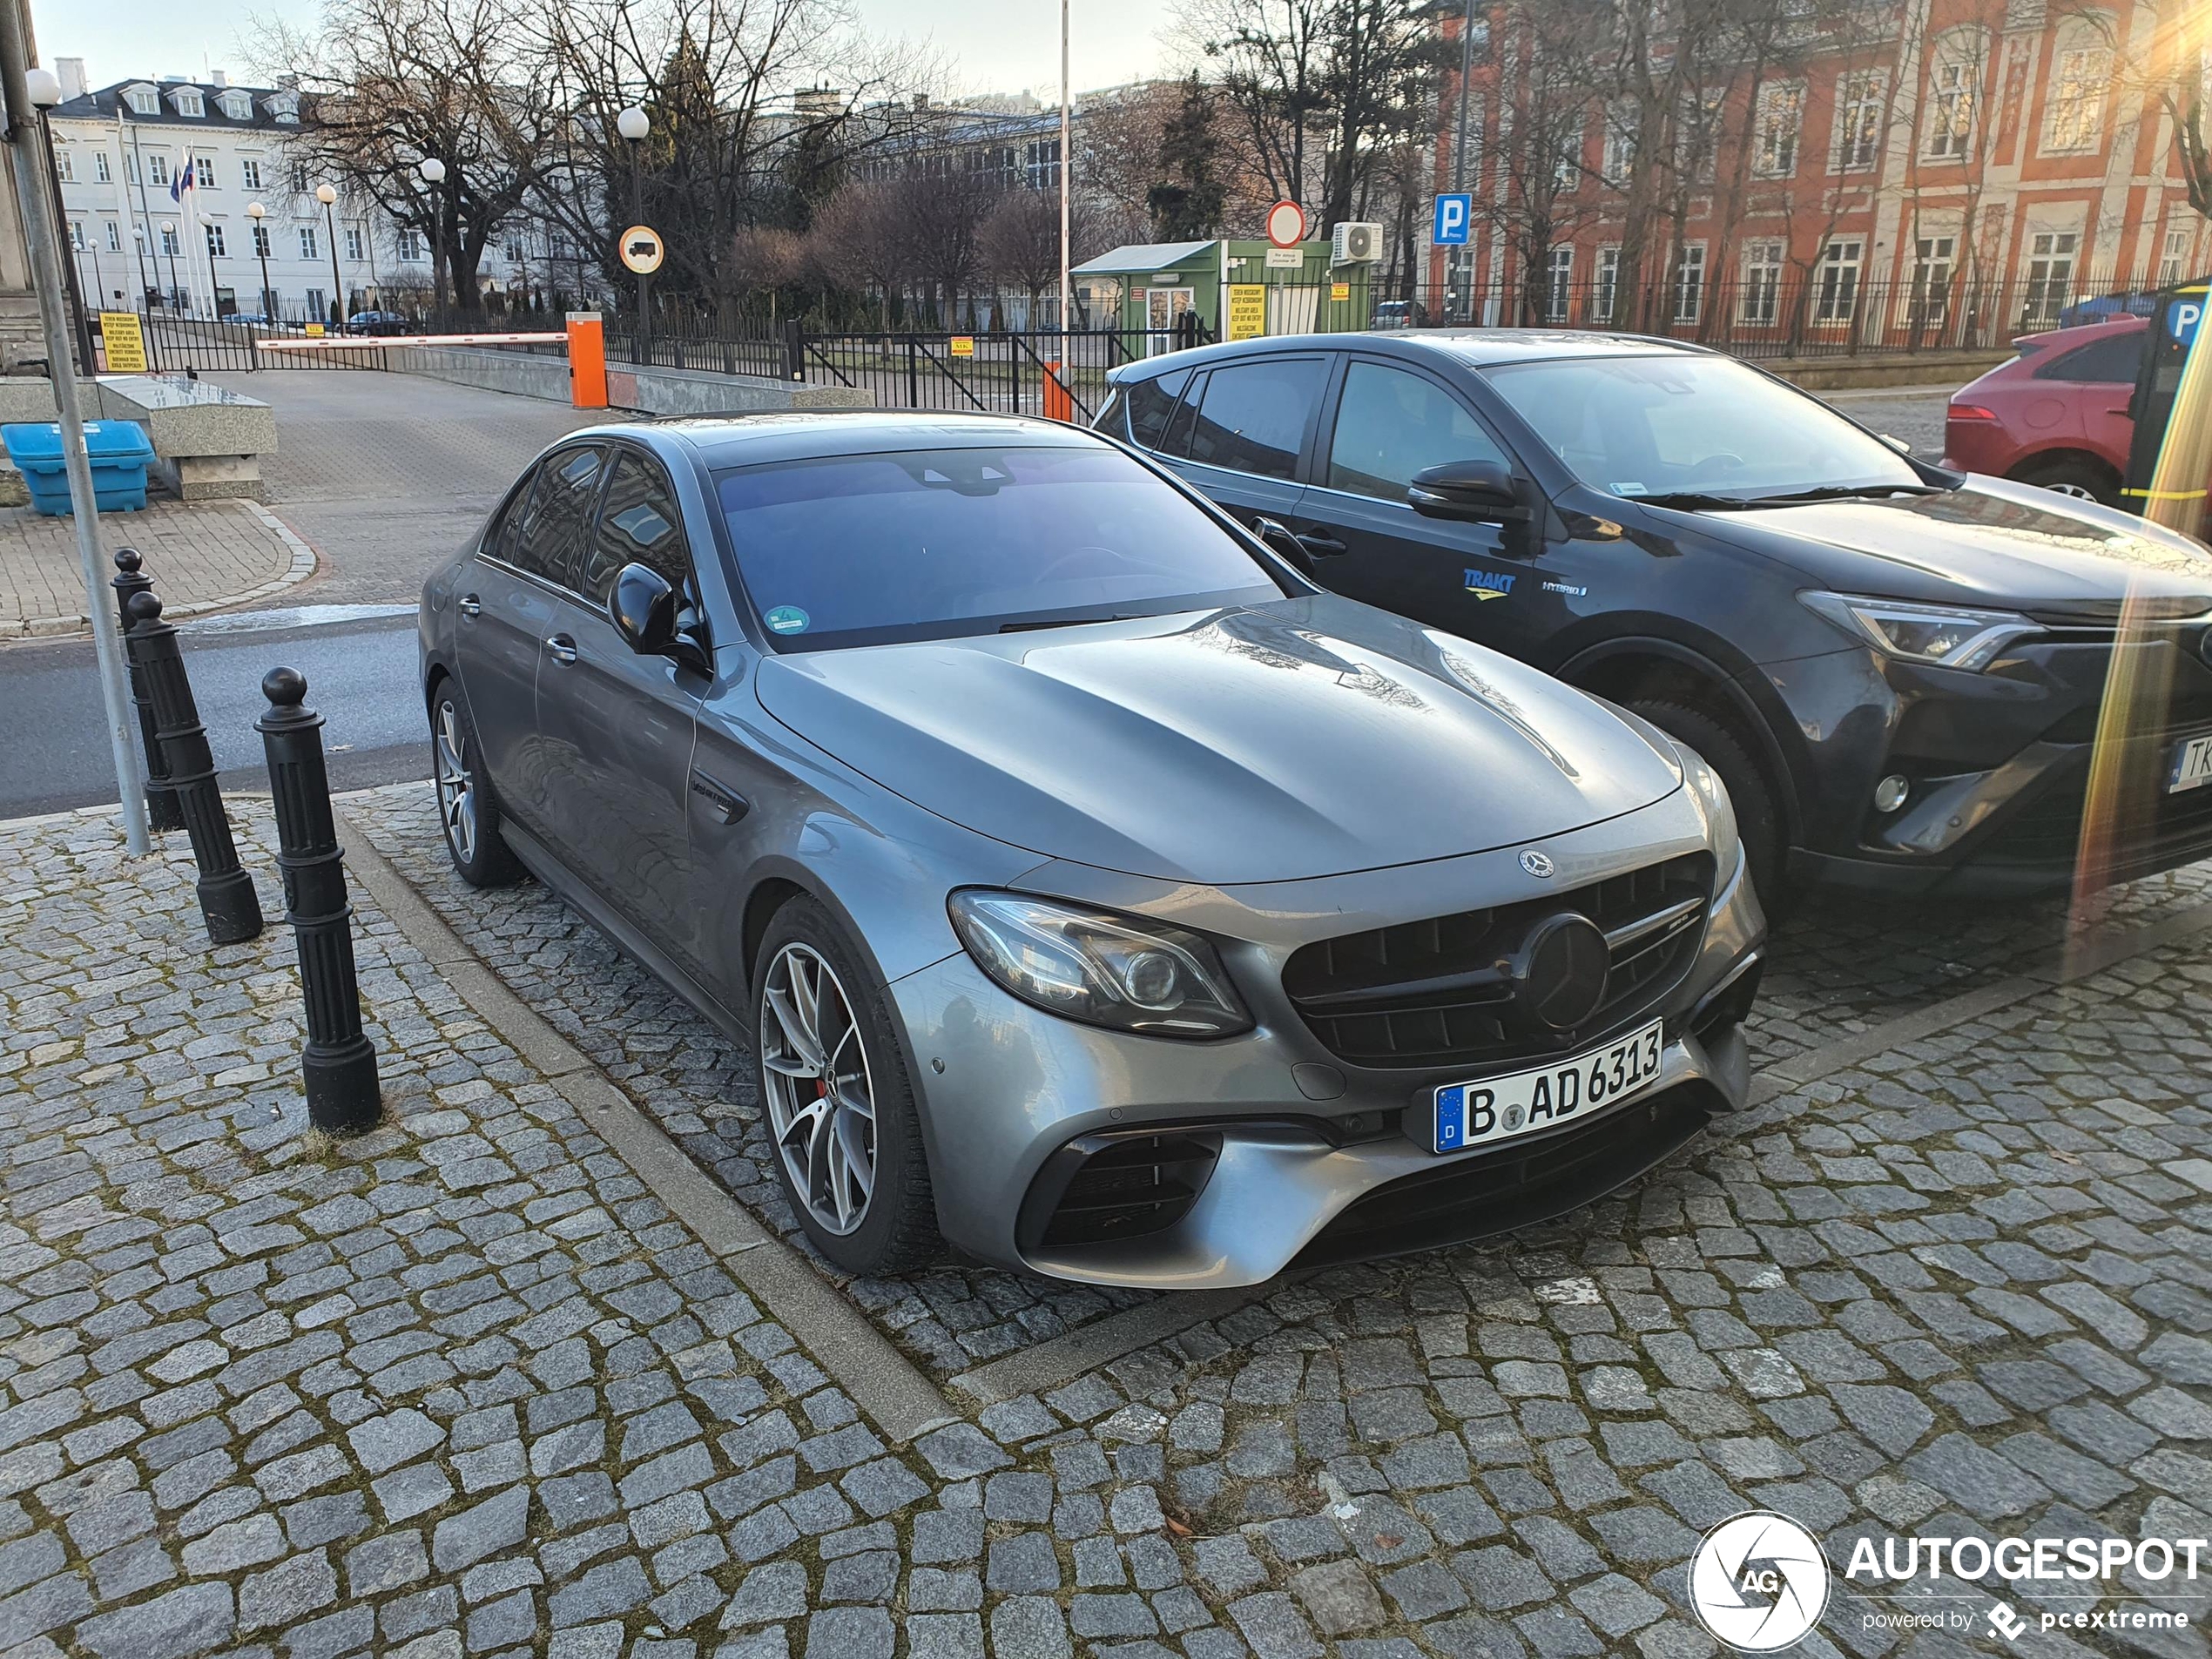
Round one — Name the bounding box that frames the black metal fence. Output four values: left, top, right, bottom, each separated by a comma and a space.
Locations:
794, 327, 1204, 421
105, 312, 391, 374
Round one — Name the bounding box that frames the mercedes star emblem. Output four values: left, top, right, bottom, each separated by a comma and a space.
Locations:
1520, 849, 1554, 878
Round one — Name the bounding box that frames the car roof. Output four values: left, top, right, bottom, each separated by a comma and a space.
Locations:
1112, 328, 1716, 380
562, 409, 1105, 469
2014, 314, 2148, 349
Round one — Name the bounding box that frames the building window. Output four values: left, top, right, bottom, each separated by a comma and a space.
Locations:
195, 156, 216, 188
253, 224, 272, 257
2021, 230, 2078, 327
219, 91, 252, 119
504, 238, 524, 262
305, 287, 326, 319
105, 220, 123, 253
1554, 121, 1582, 194
240, 158, 263, 191
1023, 138, 1061, 190
54, 147, 74, 182
1836, 76, 1884, 172
2043, 46, 2109, 153
1925, 58, 1977, 158
290, 162, 309, 192
94, 151, 111, 183
1816, 238, 1863, 322
345, 226, 366, 261
1545, 246, 1575, 321
1602, 103, 1636, 185
68, 220, 84, 250
1754, 84, 1802, 177
299, 226, 319, 260
206, 223, 226, 258
396, 228, 424, 260
174, 90, 204, 118
159, 223, 180, 256
125, 87, 158, 115
150, 153, 172, 186
1904, 234, 1955, 330
1595, 246, 1620, 322
1673, 243, 1707, 323
1741, 239, 1785, 324
2159, 226, 2193, 287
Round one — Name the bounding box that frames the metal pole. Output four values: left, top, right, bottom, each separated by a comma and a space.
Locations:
325, 199, 342, 325
1059, 0, 1070, 339
205, 221, 221, 315
1, 5, 149, 853
257, 667, 381, 1132
1451, 0, 1476, 321
110, 550, 183, 831
255, 232, 273, 318
630, 141, 651, 368
36, 111, 95, 372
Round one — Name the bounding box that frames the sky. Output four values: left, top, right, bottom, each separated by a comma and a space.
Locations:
27, 0, 1181, 103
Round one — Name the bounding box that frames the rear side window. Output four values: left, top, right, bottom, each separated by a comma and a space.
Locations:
510, 445, 605, 587
2035, 331, 2146, 386
584, 451, 692, 605
1124, 368, 1190, 450
1184, 358, 1325, 479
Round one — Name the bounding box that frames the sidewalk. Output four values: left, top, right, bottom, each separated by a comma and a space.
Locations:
5, 792, 2212, 1659
0, 500, 316, 639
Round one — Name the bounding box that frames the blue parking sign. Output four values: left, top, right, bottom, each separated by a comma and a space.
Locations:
1433, 194, 1472, 246
2170, 296, 2203, 347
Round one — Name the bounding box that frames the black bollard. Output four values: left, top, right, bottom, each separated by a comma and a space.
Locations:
125, 591, 264, 944
110, 550, 185, 833
257, 667, 381, 1133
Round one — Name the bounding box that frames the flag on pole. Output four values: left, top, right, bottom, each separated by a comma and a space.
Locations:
168, 154, 195, 204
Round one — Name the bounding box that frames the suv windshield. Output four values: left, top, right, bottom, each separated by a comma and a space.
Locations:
716, 444, 1285, 649
1483, 354, 1925, 502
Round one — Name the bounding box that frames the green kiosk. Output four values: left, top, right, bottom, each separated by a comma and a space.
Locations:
1073, 238, 1374, 355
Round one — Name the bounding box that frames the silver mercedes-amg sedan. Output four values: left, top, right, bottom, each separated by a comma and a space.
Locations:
418, 411, 1764, 1288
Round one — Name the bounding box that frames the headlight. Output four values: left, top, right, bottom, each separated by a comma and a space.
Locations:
1672, 741, 1738, 867
948, 892, 1253, 1040
1799, 591, 2040, 672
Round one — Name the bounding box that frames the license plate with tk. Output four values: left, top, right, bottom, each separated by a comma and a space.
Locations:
2168, 733, 2212, 794
1431, 1018, 1664, 1156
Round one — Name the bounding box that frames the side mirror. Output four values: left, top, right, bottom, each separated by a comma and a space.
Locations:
611, 562, 678, 655
1410, 458, 1533, 523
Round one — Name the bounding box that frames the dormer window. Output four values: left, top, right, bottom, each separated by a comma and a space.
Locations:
173, 88, 204, 117
267, 93, 300, 124
125, 85, 158, 115
219, 90, 251, 119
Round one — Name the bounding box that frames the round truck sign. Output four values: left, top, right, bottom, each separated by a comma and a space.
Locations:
618, 226, 664, 275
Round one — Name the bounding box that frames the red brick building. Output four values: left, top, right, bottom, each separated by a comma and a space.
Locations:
1427, 0, 2209, 354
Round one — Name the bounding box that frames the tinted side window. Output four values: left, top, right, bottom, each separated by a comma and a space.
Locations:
485, 473, 539, 565
511, 446, 604, 587
1125, 368, 1191, 450
1185, 359, 1324, 478
1325, 362, 1509, 502
1161, 371, 1209, 458
2036, 332, 2146, 385
584, 452, 693, 605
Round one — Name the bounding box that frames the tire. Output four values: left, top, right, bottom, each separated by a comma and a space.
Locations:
2011, 455, 2120, 508
428, 679, 525, 888
752, 895, 941, 1276
1628, 698, 1787, 913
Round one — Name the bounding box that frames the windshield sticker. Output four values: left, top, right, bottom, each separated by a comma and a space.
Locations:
1612, 482, 1649, 496
764, 605, 810, 635
1465, 569, 1518, 602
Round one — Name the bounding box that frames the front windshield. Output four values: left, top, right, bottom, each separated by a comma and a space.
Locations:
1483, 354, 1924, 502
716, 444, 1285, 649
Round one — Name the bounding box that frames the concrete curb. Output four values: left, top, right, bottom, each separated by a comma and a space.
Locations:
330, 807, 958, 1446
2, 499, 320, 640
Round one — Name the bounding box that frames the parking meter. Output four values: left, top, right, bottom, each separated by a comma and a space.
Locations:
2121, 281, 2211, 537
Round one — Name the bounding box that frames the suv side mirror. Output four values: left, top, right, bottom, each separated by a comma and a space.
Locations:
1410, 458, 1533, 523
611, 563, 678, 655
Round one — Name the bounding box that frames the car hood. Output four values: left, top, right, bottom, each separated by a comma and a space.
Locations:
755, 596, 1683, 885
1687, 480, 2212, 616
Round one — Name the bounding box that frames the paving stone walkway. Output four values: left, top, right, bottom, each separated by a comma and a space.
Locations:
4, 797, 2210, 1659
0, 502, 314, 639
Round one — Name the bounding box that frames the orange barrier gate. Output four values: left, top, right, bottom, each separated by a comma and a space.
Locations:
567, 313, 608, 410
1042, 360, 1073, 423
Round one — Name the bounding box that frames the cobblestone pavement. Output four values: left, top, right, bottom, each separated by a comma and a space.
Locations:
0, 501, 314, 639
6, 795, 2211, 1659
1816, 389, 1954, 461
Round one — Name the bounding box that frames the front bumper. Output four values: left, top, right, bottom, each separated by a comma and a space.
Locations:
890, 806, 1764, 1288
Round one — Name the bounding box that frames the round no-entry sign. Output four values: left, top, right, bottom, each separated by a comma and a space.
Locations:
619, 226, 664, 275
1264, 200, 1307, 248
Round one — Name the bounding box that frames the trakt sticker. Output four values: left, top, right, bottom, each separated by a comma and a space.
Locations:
764, 605, 810, 635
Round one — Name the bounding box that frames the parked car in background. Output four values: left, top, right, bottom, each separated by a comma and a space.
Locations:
1943, 317, 2148, 504
345, 311, 414, 336
1370, 300, 1430, 331
1097, 330, 2212, 903
420, 411, 1763, 1285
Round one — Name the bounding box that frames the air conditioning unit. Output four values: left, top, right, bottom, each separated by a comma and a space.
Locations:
1332, 221, 1383, 264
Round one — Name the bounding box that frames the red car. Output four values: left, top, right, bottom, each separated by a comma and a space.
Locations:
1944, 316, 2148, 505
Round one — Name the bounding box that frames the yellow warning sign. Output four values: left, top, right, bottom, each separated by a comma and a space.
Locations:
1331, 281, 1351, 302
98, 312, 147, 373
1227, 285, 1267, 341
949, 335, 974, 357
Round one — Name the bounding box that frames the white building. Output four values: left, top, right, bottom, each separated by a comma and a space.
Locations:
45, 57, 557, 321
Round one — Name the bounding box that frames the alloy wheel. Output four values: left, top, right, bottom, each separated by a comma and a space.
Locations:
433, 701, 478, 866
759, 942, 877, 1236
2045, 482, 2098, 500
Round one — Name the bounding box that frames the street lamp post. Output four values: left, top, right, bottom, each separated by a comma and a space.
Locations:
25, 67, 96, 373
416, 158, 446, 320
314, 183, 344, 328
616, 105, 650, 366
246, 200, 273, 318
1450, 0, 1476, 323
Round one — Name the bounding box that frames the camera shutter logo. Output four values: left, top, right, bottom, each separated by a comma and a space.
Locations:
1689, 1511, 1831, 1652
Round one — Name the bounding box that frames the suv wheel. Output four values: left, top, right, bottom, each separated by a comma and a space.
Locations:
2013, 455, 2119, 507
1629, 699, 1785, 910
429, 684, 524, 887
752, 896, 941, 1276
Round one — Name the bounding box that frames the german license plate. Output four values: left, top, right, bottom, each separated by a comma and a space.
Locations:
1431, 1018, 1665, 1156
2168, 733, 2212, 794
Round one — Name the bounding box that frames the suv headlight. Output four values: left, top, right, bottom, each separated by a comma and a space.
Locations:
1800, 591, 2040, 672
948, 892, 1253, 1039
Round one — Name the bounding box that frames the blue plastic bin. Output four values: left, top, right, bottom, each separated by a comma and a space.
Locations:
2, 421, 156, 515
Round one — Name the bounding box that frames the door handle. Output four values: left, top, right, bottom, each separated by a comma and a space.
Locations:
457, 593, 482, 618
545, 633, 577, 665
1292, 529, 1348, 556
689, 770, 750, 824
